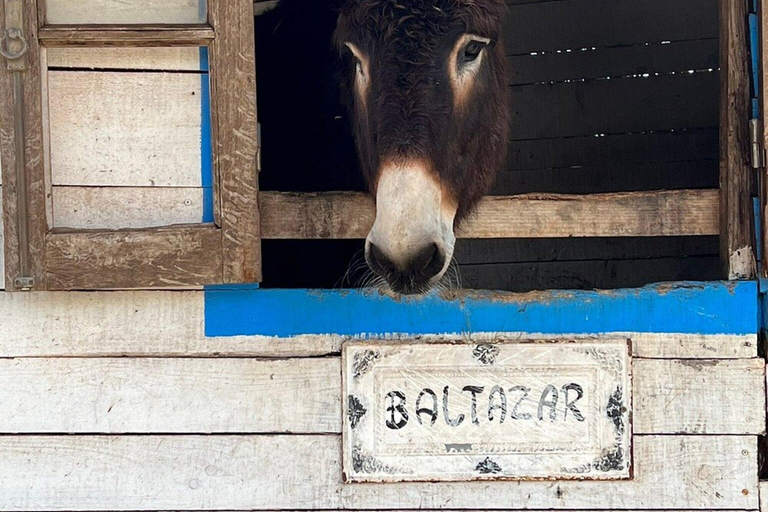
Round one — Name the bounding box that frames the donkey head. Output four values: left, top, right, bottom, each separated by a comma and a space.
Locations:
335, 0, 509, 295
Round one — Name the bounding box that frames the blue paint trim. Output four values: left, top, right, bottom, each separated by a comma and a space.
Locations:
749, 13, 760, 117
204, 281, 757, 338
206, 283, 261, 292
755, 197, 763, 266
199, 47, 214, 223
198, 0, 207, 23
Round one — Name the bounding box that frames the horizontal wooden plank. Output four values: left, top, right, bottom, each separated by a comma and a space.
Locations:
49, 71, 203, 188
634, 359, 766, 435
45, 226, 222, 290
0, 356, 759, 435
0, 435, 754, 510
0, 289, 756, 358
38, 26, 215, 47
504, 0, 718, 54
495, 161, 719, 194
47, 46, 204, 71
509, 38, 719, 84
506, 129, 719, 171
260, 189, 719, 239
459, 256, 720, 292
46, 0, 205, 24
511, 72, 719, 139
52, 187, 205, 229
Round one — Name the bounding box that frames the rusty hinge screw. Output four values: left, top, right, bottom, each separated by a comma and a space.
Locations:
13, 276, 34, 291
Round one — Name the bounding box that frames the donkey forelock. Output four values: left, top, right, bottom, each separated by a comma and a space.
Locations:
335, 0, 509, 294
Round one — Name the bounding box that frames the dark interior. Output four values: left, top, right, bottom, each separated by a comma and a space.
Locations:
255, 0, 720, 291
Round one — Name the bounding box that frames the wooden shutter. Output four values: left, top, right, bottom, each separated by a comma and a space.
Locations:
0, 0, 260, 291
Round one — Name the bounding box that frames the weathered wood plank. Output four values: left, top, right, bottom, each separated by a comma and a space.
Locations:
0, 290, 756, 359
52, 187, 204, 229
0, 185, 4, 290
47, 47, 203, 71
49, 71, 203, 188
38, 26, 215, 47
634, 358, 766, 435
0, 356, 759, 435
210, 0, 261, 283
720, 0, 756, 279
260, 190, 719, 239
503, 0, 718, 54
46, 0, 205, 24
508, 38, 719, 85
0, 0, 48, 290
760, 481, 768, 512
0, 435, 754, 510
45, 226, 222, 290
511, 72, 719, 140
0, 357, 341, 434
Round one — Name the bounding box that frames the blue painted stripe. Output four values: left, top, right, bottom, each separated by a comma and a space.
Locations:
198, 0, 207, 23
754, 196, 763, 266
199, 47, 214, 223
204, 281, 757, 338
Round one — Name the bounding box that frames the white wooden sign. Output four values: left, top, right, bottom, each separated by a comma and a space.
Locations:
343, 340, 632, 483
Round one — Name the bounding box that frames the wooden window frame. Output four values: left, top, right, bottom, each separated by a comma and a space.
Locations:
0, 0, 260, 291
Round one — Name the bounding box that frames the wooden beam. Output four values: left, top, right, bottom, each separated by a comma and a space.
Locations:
210, 0, 261, 283
720, 0, 756, 279
0, 0, 48, 290
45, 225, 223, 290
38, 26, 215, 46
260, 189, 719, 239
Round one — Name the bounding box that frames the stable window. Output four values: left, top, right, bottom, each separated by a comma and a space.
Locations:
0, 0, 259, 291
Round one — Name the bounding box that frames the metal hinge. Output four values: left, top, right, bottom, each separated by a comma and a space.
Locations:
256, 122, 262, 173
750, 118, 765, 169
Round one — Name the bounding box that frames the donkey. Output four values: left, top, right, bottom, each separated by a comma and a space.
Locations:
334, 0, 509, 295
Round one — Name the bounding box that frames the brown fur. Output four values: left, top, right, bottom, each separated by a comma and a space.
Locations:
334, 0, 509, 223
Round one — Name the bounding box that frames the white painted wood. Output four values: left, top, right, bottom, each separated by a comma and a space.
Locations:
47, 47, 203, 72
344, 340, 631, 482
0, 290, 756, 358
634, 358, 766, 435
0, 358, 340, 434
0, 186, 4, 290
0, 435, 754, 510
760, 480, 768, 512
52, 186, 204, 229
47, 0, 206, 24
49, 71, 203, 188
0, 355, 760, 435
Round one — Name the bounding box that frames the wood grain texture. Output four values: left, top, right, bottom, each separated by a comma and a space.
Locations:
210, 0, 261, 282
0, 357, 341, 434
45, 226, 222, 289
47, 46, 202, 71
52, 187, 204, 229
0, 186, 4, 289
260, 190, 719, 239
49, 71, 203, 188
0, 290, 755, 358
38, 26, 215, 47
720, 0, 756, 279
0, 435, 754, 510
46, 0, 205, 24
634, 358, 766, 435
0, 356, 759, 435
0, 0, 48, 290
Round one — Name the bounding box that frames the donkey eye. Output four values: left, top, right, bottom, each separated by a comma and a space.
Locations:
460, 40, 487, 64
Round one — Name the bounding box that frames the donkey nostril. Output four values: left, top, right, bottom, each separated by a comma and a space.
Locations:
411, 242, 445, 280
366, 242, 395, 277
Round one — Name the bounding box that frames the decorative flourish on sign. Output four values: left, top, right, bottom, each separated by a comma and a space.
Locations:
472, 344, 500, 365
605, 387, 625, 435
352, 350, 380, 379
348, 395, 367, 429
352, 445, 397, 474
475, 457, 502, 474
574, 346, 624, 375
593, 444, 625, 472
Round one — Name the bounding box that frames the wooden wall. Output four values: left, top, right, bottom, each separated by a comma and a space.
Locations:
256, 0, 720, 291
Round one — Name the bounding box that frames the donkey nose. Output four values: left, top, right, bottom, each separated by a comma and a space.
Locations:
366, 241, 446, 295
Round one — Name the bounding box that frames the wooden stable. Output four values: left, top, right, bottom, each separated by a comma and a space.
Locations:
0, 0, 767, 510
